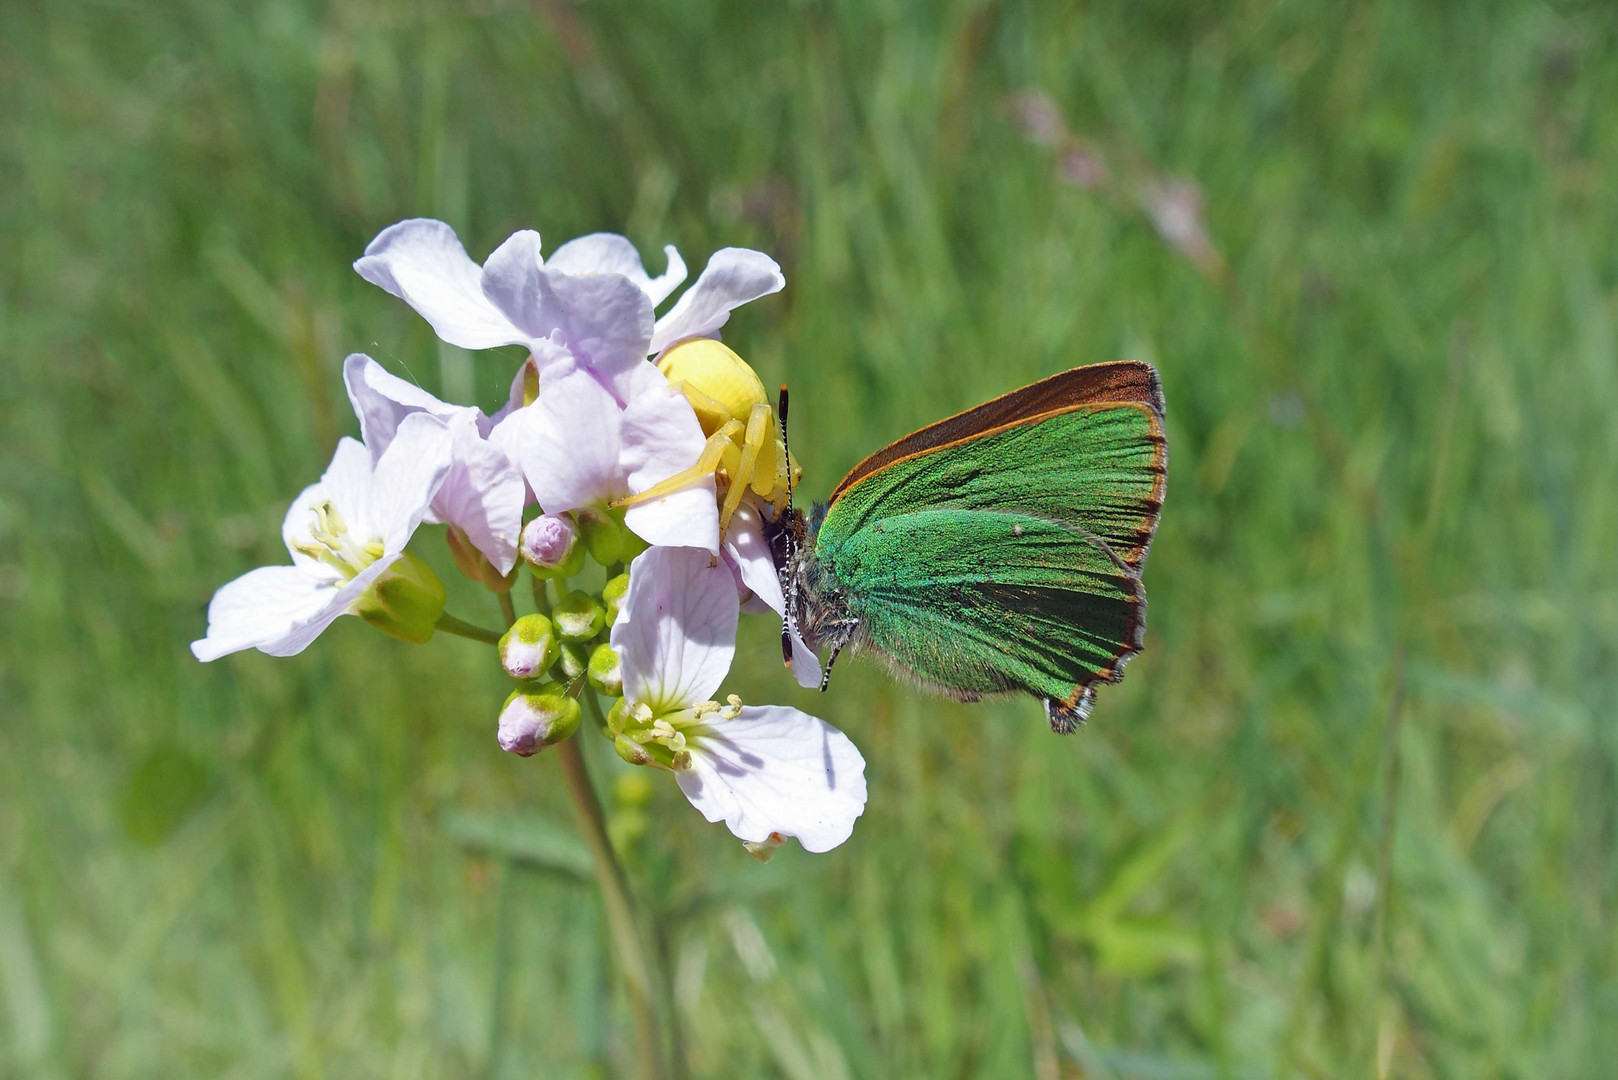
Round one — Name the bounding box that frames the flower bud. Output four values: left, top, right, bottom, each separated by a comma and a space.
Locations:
552, 589, 605, 642
602, 573, 630, 625
587, 643, 623, 697
354, 551, 446, 643
497, 614, 558, 680
520, 514, 585, 579
556, 640, 588, 682
576, 508, 646, 567
446, 525, 518, 592
497, 687, 581, 756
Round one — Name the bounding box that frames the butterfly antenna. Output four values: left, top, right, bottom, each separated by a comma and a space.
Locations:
778, 384, 794, 510
777, 384, 799, 668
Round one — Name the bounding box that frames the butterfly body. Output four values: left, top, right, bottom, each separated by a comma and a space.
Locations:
774, 361, 1167, 732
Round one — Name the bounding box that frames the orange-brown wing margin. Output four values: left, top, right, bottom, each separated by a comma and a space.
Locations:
829, 361, 1166, 503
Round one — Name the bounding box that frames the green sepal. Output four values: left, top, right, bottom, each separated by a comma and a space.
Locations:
355, 551, 446, 644
446, 525, 518, 592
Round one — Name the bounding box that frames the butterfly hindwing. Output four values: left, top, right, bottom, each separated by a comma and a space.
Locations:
822, 508, 1143, 703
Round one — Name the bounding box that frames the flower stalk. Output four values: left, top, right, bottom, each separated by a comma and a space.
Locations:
556, 735, 669, 1080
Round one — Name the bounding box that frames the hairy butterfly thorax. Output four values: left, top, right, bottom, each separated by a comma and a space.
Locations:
771, 361, 1167, 733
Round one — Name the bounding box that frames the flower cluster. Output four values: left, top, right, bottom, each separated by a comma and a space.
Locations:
193, 220, 865, 854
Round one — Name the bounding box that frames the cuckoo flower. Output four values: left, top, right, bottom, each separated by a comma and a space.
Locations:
192, 414, 454, 661
354, 219, 785, 403
343, 354, 526, 575
519, 359, 720, 554
609, 546, 866, 853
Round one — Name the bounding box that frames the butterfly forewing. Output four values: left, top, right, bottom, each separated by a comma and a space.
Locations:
808, 362, 1166, 716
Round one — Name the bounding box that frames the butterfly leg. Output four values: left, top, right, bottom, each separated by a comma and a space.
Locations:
613, 421, 745, 507
817, 618, 860, 692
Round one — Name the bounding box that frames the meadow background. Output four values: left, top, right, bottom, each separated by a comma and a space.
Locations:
4, 1, 1617, 1077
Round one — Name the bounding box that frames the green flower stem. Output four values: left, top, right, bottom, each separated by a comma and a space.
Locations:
531, 574, 552, 617
434, 612, 503, 645
556, 734, 668, 1080
497, 589, 518, 628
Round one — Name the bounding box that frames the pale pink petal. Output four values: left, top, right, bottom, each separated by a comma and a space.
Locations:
435, 421, 527, 575
478, 230, 551, 339
676, 705, 867, 852
611, 547, 738, 711
538, 270, 656, 392
650, 248, 784, 354
354, 219, 523, 350
368, 413, 454, 552
343, 353, 467, 455
521, 365, 625, 515
619, 376, 719, 553
547, 233, 688, 307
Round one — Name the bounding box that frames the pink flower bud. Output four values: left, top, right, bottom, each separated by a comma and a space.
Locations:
520, 514, 582, 576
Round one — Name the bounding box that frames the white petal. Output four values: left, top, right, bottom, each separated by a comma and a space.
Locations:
354, 219, 524, 350
190, 564, 345, 661
619, 373, 719, 553
610, 547, 738, 711
650, 248, 785, 354
676, 705, 867, 853
369, 413, 454, 551
787, 623, 823, 690
285, 438, 378, 543
547, 234, 688, 308
721, 502, 783, 613
522, 364, 625, 515
281, 479, 344, 577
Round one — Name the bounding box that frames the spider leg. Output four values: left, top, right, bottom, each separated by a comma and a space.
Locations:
719, 403, 772, 530
613, 421, 744, 507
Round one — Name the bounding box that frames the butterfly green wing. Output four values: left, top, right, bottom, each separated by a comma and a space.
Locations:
811, 381, 1165, 723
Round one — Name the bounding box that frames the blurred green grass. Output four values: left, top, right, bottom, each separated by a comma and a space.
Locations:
3, 0, 1617, 1076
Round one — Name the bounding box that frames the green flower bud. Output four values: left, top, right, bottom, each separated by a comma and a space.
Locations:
612, 732, 681, 770
497, 687, 581, 756
587, 643, 623, 697
354, 551, 446, 643
556, 640, 588, 682
614, 732, 653, 767
577, 507, 643, 567
497, 614, 558, 680
602, 573, 630, 625
552, 589, 605, 641
446, 525, 518, 592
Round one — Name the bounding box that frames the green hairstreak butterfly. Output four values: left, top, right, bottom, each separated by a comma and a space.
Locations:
768, 361, 1166, 733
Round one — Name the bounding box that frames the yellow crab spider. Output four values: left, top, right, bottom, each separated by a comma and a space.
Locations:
615, 338, 797, 530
